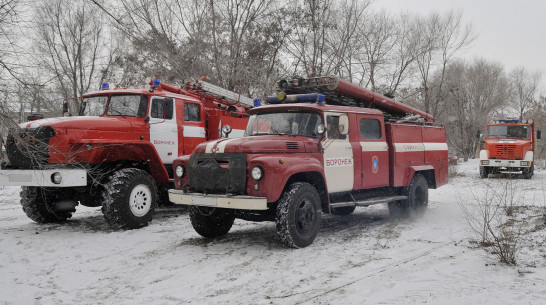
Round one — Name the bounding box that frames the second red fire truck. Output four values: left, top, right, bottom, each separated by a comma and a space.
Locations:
169, 76, 449, 248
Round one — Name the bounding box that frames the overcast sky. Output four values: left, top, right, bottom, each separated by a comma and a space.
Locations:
372, 0, 546, 92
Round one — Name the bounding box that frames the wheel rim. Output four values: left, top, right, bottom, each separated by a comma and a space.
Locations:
295, 198, 316, 235
129, 184, 152, 217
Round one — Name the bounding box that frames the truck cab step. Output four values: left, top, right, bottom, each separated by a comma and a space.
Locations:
330, 195, 407, 208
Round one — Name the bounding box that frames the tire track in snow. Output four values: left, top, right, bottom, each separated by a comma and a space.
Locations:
291, 240, 455, 304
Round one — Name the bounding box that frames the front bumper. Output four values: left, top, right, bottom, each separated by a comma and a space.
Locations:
168, 189, 267, 210
0, 169, 87, 187
480, 159, 531, 168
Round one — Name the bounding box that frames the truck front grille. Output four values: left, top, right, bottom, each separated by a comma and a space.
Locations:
188, 153, 246, 194
5, 127, 55, 169
492, 144, 516, 159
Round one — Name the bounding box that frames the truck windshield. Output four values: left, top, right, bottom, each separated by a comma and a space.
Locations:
80, 96, 108, 116
245, 111, 323, 137
487, 125, 530, 139
106, 95, 147, 117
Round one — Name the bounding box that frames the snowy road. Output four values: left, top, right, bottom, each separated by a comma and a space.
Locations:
1, 160, 546, 304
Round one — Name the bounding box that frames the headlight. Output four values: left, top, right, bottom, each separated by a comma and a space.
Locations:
251, 166, 263, 181
175, 165, 184, 178
51, 172, 62, 184
520, 161, 530, 166
481, 160, 490, 165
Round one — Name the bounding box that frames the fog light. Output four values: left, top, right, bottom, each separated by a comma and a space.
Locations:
520, 161, 530, 166
481, 160, 490, 165
175, 165, 184, 177
51, 172, 62, 184
251, 166, 263, 181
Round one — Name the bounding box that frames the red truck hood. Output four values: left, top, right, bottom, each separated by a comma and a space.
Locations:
195, 135, 319, 154
19, 116, 140, 132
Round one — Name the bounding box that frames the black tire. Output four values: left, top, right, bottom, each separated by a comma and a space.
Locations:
331, 205, 356, 215
20, 187, 75, 223
479, 166, 489, 178
101, 168, 157, 229
189, 206, 235, 238
388, 174, 428, 219
276, 182, 322, 248
522, 163, 533, 179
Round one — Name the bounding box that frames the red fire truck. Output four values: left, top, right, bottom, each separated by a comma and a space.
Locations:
0, 78, 253, 229
169, 76, 449, 248
479, 118, 541, 179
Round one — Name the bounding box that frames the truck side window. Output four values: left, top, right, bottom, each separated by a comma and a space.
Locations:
184, 103, 201, 122
151, 99, 165, 119
165, 98, 173, 120
360, 118, 381, 139
326, 115, 346, 140
150, 98, 174, 120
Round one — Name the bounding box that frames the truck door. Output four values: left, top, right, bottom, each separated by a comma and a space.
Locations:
358, 116, 389, 188
323, 112, 354, 192
149, 97, 178, 164
182, 102, 206, 155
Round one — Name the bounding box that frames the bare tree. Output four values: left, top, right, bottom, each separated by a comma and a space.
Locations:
415, 10, 475, 118
440, 59, 511, 159
33, 0, 116, 99
509, 67, 542, 119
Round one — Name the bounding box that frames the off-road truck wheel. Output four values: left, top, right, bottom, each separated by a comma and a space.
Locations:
189, 206, 235, 238
276, 182, 322, 248
101, 168, 157, 229
332, 205, 356, 215
20, 187, 75, 223
388, 174, 428, 219
479, 166, 489, 178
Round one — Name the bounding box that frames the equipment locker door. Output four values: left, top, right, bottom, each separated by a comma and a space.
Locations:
323, 112, 354, 192
358, 116, 389, 188
149, 97, 178, 164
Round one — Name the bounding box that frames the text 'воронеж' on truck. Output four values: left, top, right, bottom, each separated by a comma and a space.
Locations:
169, 75, 449, 248
0, 78, 257, 229
478, 118, 541, 179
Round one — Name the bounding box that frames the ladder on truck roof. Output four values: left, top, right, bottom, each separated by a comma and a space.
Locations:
277, 75, 435, 122
197, 80, 255, 108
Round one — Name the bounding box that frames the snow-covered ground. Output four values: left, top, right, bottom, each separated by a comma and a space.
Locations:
1, 159, 546, 305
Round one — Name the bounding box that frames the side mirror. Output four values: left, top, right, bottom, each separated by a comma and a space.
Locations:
476, 130, 481, 139
222, 125, 232, 138
317, 124, 325, 135
537, 130, 541, 140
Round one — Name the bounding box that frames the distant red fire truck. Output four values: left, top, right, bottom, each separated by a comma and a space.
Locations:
169, 76, 449, 248
479, 118, 541, 179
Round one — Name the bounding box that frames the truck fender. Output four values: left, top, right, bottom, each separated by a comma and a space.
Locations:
249, 155, 326, 204
74, 140, 169, 183
407, 165, 435, 188
479, 150, 489, 160
524, 151, 533, 162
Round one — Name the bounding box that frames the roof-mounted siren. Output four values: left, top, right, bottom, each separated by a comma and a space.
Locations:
152, 79, 161, 88
101, 82, 110, 90
266, 93, 326, 105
